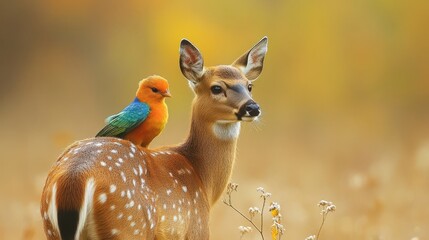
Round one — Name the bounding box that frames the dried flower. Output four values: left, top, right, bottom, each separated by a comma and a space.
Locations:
271, 219, 285, 240
227, 183, 239, 194
269, 202, 281, 217
257, 187, 272, 198
305, 235, 316, 240
317, 200, 332, 207
238, 226, 252, 238
249, 207, 261, 219
269, 202, 285, 240
225, 184, 286, 240
316, 200, 336, 239
326, 205, 336, 213
318, 200, 336, 215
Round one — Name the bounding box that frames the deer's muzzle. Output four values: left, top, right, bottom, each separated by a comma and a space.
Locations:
236, 100, 261, 121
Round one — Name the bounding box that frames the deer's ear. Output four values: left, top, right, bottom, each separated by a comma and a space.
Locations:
180, 39, 204, 83
232, 37, 268, 81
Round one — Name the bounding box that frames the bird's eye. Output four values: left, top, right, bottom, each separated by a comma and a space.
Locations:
210, 85, 223, 95
248, 84, 253, 92
151, 87, 159, 93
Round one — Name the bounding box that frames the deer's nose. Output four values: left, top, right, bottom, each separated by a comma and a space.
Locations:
236, 100, 261, 120
245, 102, 260, 117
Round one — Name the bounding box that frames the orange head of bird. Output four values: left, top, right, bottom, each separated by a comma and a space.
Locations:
136, 75, 171, 102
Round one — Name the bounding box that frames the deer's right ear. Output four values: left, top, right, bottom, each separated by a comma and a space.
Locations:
180, 39, 204, 83
232, 37, 268, 81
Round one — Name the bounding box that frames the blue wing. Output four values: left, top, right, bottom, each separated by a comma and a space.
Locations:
96, 99, 150, 138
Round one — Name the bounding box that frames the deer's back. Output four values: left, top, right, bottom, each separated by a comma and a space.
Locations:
41, 137, 210, 240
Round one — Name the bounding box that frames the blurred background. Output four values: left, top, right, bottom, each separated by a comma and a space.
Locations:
1, 0, 428, 239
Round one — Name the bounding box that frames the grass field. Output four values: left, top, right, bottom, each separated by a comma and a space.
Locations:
1, 1, 428, 239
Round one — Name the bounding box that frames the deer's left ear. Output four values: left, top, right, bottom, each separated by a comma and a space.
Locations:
180, 39, 205, 83
232, 37, 268, 81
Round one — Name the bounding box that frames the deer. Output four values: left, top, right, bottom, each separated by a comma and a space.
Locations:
40, 36, 268, 240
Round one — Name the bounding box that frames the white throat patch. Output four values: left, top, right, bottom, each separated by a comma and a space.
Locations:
213, 122, 241, 140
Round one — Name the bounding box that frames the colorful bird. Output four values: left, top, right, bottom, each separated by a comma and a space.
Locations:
96, 75, 171, 147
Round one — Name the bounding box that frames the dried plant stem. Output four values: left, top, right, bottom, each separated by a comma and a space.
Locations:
224, 188, 266, 240
226, 202, 264, 236
260, 197, 266, 237
316, 212, 327, 239
314, 200, 336, 240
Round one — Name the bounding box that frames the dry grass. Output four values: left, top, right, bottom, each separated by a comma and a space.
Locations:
1, 1, 429, 239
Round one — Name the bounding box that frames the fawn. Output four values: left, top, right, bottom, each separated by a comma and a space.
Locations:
41, 37, 268, 239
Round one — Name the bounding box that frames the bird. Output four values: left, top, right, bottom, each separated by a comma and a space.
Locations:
96, 75, 171, 148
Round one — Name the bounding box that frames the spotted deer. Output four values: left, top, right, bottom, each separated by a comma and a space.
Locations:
40, 37, 268, 240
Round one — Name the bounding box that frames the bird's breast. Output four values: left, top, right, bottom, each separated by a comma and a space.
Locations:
124, 102, 168, 147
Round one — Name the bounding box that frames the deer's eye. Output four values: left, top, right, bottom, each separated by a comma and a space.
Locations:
248, 84, 253, 92
151, 87, 159, 93
210, 85, 223, 95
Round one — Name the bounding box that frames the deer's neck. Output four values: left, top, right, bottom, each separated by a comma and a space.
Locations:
178, 117, 241, 206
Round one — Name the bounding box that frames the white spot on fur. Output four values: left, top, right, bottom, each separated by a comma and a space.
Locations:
98, 193, 107, 203
182, 186, 187, 192
110, 184, 116, 193
147, 208, 152, 220
213, 122, 241, 140
121, 172, 127, 182
111, 229, 119, 235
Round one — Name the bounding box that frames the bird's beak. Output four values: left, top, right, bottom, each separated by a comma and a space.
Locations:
161, 90, 172, 97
